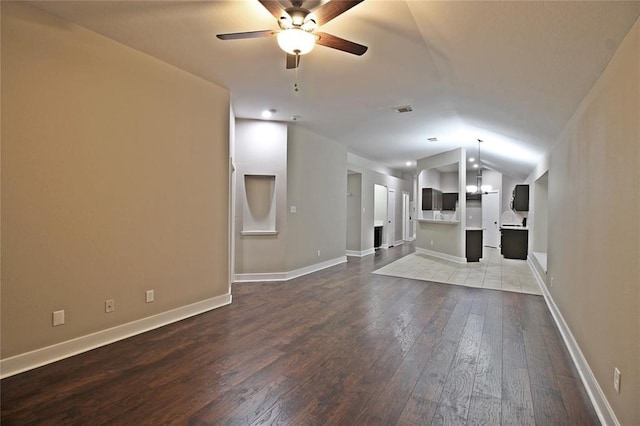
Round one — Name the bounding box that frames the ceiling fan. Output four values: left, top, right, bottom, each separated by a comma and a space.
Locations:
216, 0, 368, 69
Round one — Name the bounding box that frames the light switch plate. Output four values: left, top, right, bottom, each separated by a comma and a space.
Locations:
53, 310, 65, 326
614, 367, 621, 393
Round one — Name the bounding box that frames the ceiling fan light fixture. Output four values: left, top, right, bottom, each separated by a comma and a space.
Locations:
277, 28, 315, 55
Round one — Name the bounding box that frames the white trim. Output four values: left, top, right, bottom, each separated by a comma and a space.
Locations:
240, 230, 278, 236
0, 293, 232, 379
393, 240, 404, 247
528, 259, 619, 426
234, 271, 289, 282
405, 236, 416, 242
380, 243, 389, 249
415, 247, 466, 264
346, 248, 375, 257
234, 256, 347, 283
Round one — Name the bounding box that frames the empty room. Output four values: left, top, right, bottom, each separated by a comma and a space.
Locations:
2, 1, 639, 424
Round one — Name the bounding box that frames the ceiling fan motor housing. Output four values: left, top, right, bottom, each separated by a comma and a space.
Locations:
279, 7, 316, 32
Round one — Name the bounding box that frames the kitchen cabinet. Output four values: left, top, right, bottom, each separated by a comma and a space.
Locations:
466, 192, 481, 201
466, 229, 483, 262
500, 227, 528, 259
422, 188, 442, 211
374, 226, 383, 248
512, 184, 529, 211
442, 192, 458, 211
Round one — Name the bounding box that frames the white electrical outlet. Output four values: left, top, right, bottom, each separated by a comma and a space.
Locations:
53, 310, 65, 326
317, 250, 321, 257
290, 206, 297, 213
146, 289, 155, 303
550, 276, 555, 288
614, 367, 621, 393
105, 299, 115, 313
430, 240, 434, 246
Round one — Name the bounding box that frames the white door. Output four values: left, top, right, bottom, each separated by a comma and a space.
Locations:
482, 191, 500, 247
402, 192, 410, 240
387, 189, 396, 247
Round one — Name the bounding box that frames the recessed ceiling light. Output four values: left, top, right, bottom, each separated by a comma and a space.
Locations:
468, 157, 475, 162
473, 163, 479, 168
406, 161, 412, 166
261, 109, 276, 119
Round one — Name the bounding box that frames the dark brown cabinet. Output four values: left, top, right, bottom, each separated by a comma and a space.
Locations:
500, 228, 528, 259
511, 184, 529, 211
466, 229, 483, 262
466, 192, 481, 201
442, 192, 458, 211
374, 226, 383, 248
422, 188, 442, 210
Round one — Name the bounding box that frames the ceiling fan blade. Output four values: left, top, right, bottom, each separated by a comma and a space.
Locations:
286, 54, 300, 69
316, 32, 368, 56
312, 0, 364, 26
216, 30, 276, 40
258, 0, 285, 20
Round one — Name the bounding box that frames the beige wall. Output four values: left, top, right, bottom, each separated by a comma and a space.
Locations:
233, 120, 288, 274
346, 173, 362, 251
233, 121, 347, 275
544, 17, 639, 424
286, 124, 347, 270
1, 3, 230, 358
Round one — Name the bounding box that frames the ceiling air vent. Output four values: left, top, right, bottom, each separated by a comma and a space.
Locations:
394, 105, 413, 113
427, 137, 438, 142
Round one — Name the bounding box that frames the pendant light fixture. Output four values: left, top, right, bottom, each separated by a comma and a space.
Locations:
466, 139, 492, 193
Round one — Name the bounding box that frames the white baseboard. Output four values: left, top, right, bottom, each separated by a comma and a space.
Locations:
0, 293, 232, 379
393, 240, 404, 247
234, 256, 347, 283
346, 248, 375, 257
415, 247, 467, 264
380, 243, 389, 249
529, 260, 619, 426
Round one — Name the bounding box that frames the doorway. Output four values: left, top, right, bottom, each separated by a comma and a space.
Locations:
482, 191, 500, 248
387, 189, 396, 247
373, 184, 388, 249
402, 192, 410, 241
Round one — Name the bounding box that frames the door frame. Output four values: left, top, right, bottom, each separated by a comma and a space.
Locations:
482, 191, 500, 248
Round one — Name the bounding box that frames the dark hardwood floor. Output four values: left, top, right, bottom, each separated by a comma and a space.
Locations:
1, 244, 599, 425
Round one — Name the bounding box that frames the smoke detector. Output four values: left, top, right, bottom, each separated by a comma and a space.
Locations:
393, 105, 413, 113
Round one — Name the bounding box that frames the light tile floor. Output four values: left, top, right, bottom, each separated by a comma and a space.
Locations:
373, 247, 542, 295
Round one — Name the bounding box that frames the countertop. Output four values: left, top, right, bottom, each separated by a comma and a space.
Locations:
500, 225, 529, 231
416, 218, 460, 224
466, 227, 484, 231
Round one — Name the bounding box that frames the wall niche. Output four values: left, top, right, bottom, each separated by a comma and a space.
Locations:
242, 174, 277, 235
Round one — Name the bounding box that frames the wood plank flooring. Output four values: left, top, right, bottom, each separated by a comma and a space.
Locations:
1, 244, 599, 425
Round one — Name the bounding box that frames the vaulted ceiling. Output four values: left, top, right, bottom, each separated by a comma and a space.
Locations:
28, 1, 640, 179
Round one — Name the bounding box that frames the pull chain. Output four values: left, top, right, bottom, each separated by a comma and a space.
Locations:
294, 52, 300, 92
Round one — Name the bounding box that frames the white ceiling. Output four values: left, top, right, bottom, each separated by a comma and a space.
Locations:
28, 0, 640, 179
